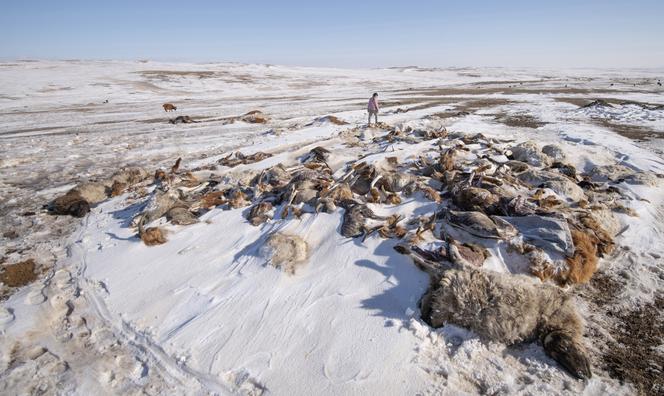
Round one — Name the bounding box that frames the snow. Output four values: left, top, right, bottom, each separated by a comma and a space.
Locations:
1, 60, 664, 395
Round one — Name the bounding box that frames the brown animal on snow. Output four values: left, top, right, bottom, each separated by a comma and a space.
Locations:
169, 115, 198, 124
136, 211, 167, 246
50, 191, 91, 218
163, 103, 177, 112
139, 226, 167, 246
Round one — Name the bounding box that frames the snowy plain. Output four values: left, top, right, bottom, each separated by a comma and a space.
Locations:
1, 61, 664, 395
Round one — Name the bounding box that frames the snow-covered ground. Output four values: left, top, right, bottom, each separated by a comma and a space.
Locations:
1, 61, 663, 395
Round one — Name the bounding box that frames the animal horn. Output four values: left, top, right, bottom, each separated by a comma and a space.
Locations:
369, 174, 383, 189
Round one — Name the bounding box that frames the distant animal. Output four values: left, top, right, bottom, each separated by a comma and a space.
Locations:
103, 99, 109, 104
395, 243, 592, 380
658, 81, 662, 87
163, 103, 177, 112
169, 115, 198, 124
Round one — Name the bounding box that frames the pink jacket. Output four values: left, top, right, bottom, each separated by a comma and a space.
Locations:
368, 97, 379, 112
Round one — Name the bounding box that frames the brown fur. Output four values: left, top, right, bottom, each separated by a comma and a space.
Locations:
228, 191, 249, 209
531, 189, 564, 209
385, 192, 401, 205
453, 187, 498, 213
578, 214, 615, 256
368, 187, 381, 203
440, 148, 456, 171
110, 180, 127, 197
248, 202, 273, 226
418, 185, 442, 203
241, 110, 269, 123
318, 115, 348, 125
199, 191, 227, 208
523, 245, 559, 282
171, 157, 182, 174
140, 227, 167, 246
564, 229, 599, 284
51, 191, 90, 217
608, 202, 638, 217
163, 103, 177, 112
154, 169, 167, 182
322, 183, 354, 203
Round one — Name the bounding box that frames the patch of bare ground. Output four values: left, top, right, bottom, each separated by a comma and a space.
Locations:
578, 271, 664, 395
0, 125, 65, 136
602, 295, 664, 395
38, 86, 74, 93
493, 113, 548, 128
137, 70, 255, 83
596, 119, 662, 141
379, 99, 459, 115
584, 271, 624, 307
428, 98, 515, 119
399, 86, 625, 96
398, 100, 459, 112
0, 106, 98, 116
555, 97, 664, 110
139, 70, 217, 78
0, 259, 37, 289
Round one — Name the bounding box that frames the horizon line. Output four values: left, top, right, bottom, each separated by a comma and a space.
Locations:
2, 57, 664, 72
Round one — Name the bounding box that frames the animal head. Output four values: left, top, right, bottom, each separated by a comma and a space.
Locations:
542, 330, 592, 380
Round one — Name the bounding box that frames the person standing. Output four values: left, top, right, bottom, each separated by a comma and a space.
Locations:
367, 92, 379, 126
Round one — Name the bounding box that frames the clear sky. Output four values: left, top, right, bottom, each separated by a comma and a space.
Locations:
2, 0, 663, 68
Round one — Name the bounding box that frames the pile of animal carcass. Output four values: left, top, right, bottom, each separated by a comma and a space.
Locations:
48, 122, 659, 381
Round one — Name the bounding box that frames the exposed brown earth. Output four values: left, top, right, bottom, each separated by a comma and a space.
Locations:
0, 259, 38, 288
602, 295, 664, 395
493, 113, 548, 128
596, 119, 662, 141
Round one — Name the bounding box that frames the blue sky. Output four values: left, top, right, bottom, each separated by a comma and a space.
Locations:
2, 1, 663, 67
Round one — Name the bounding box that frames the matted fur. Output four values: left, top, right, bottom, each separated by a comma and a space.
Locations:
440, 148, 456, 171
397, 244, 592, 379
110, 180, 127, 197
564, 229, 599, 284
51, 191, 90, 217
140, 227, 167, 246
247, 202, 273, 226
261, 233, 308, 275
434, 268, 591, 379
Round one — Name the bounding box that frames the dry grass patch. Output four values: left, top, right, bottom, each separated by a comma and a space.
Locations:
0, 259, 38, 288
494, 114, 548, 129
602, 295, 664, 395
